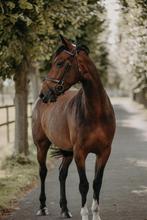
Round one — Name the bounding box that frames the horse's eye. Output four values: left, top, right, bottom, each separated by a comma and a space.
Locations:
56, 61, 64, 68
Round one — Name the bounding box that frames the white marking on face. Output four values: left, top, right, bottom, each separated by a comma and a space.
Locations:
91, 199, 101, 220
80, 203, 89, 220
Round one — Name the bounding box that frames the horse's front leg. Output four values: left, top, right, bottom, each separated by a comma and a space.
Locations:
74, 150, 89, 220
92, 147, 111, 220
36, 140, 50, 216
59, 155, 73, 218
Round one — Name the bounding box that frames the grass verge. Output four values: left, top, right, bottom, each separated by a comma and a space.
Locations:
0, 149, 38, 218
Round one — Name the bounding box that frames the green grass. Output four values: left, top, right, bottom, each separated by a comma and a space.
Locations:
0, 149, 38, 216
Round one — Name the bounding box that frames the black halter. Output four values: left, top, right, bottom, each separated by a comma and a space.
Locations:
44, 49, 77, 95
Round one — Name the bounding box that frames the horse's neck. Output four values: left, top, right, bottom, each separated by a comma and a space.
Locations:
80, 58, 108, 116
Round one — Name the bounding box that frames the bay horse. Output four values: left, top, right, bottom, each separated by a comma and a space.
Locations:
32, 35, 116, 220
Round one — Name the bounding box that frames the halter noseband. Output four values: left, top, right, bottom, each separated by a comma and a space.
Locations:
44, 49, 77, 95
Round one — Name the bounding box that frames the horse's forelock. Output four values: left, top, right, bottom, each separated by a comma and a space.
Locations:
55, 45, 67, 57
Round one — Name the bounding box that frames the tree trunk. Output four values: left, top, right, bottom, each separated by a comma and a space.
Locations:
14, 61, 29, 156
30, 65, 40, 102
0, 80, 4, 105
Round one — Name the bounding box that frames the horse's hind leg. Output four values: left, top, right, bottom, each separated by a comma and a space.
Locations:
92, 147, 111, 220
36, 139, 51, 216
59, 154, 73, 218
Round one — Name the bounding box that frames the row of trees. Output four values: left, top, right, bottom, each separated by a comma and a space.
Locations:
0, 0, 108, 156
116, 0, 147, 102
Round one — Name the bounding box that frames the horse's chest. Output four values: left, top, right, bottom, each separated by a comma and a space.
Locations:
42, 112, 73, 149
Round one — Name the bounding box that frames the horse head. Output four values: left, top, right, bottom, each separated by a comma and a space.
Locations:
39, 35, 90, 103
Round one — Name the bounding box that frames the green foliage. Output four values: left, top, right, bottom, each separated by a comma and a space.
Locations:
77, 1, 109, 84
118, 0, 147, 91
0, 0, 97, 80
0, 0, 108, 81
0, 150, 38, 214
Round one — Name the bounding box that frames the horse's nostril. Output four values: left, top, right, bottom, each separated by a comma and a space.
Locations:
39, 93, 44, 99
42, 97, 48, 103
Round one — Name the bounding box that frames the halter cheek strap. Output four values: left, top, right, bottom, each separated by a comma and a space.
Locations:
44, 50, 77, 95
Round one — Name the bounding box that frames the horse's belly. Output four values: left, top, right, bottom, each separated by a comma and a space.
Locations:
48, 131, 72, 150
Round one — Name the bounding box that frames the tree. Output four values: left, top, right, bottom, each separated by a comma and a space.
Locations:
116, 0, 147, 100
0, 0, 101, 156
77, 0, 109, 84
0, 79, 4, 104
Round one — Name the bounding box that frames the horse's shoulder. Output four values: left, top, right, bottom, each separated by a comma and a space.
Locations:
63, 89, 79, 100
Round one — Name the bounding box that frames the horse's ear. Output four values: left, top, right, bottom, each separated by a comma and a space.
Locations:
59, 35, 74, 50
59, 34, 67, 46
77, 44, 90, 55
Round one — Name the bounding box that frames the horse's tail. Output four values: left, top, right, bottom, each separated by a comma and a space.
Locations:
49, 146, 73, 158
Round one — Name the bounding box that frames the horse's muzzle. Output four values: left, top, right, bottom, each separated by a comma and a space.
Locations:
39, 89, 57, 103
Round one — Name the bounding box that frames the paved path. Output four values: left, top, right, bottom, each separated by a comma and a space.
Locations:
5, 98, 147, 220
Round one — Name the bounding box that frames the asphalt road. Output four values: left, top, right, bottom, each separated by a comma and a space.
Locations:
5, 99, 147, 220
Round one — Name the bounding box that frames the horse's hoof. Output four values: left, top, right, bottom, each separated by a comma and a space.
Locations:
60, 210, 72, 218
36, 207, 49, 216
